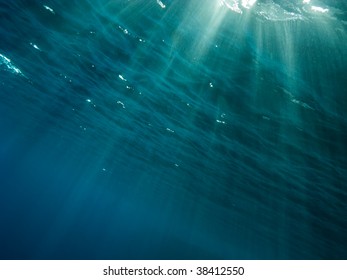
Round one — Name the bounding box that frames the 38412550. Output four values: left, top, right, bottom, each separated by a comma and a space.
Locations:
196, 267, 245, 276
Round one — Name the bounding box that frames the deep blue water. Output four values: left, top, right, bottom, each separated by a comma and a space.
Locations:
0, 0, 347, 259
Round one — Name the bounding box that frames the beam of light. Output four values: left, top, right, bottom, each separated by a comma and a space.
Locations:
123, 0, 343, 119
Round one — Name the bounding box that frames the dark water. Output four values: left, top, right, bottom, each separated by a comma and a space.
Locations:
1, 0, 347, 259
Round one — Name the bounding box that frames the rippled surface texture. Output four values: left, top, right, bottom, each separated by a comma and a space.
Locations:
1, 0, 347, 259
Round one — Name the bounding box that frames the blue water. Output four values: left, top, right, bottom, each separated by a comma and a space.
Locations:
0, 0, 346, 259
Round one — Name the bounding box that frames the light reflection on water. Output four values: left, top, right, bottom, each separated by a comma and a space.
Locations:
221, 0, 334, 19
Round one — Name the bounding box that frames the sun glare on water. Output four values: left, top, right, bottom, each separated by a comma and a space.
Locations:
242, 0, 257, 9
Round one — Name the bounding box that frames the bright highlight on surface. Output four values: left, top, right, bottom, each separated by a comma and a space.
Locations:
218, 0, 335, 20
220, 0, 242, 14
220, 0, 257, 14
242, 0, 257, 9
157, 0, 166, 9
0, 53, 23, 75
311, 6, 329, 13
43, 5, 55, 14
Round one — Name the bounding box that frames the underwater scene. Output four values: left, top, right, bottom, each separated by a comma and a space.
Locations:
0, 0, 346, 259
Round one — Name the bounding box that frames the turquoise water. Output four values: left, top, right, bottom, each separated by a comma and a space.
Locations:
0, 0, 346, 259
